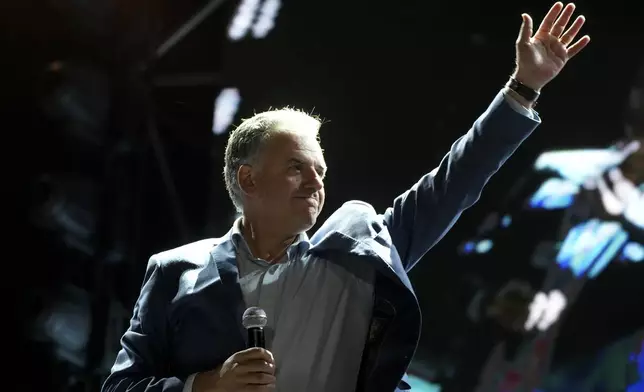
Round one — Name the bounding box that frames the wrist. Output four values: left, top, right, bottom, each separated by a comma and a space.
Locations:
193, 371, 220, 392
503, 86, 535, 110
511, 71, 543, 92
505, 76, 540, 109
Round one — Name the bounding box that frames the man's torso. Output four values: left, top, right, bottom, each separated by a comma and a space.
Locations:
234, 221, 376, 392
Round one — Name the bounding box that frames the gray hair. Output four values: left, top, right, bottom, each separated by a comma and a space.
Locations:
223, 108, 322, 212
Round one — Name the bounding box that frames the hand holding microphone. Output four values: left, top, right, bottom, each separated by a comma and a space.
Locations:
193, 307, 275, 392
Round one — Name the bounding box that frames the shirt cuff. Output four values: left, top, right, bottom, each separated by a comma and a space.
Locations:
183, 373, 197, 392
502, 89, 537, 120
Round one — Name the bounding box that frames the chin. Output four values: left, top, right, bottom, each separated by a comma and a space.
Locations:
299, 217, 317, 232
294, 212, 318, 233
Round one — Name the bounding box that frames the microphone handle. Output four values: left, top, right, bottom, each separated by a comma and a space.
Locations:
247, 327, 265, 348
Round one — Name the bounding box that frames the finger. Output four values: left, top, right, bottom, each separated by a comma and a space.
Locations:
560, 15, 585, 46
234, 359, 276, 375
233, 348, 275, 364
237, 371, 276, 385
537, 2, 564, 33
566, 35, 590, 59
551, 3, 576, 37
517, 14, 533, 45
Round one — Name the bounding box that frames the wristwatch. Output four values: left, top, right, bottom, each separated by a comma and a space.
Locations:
507, 77, 540, 102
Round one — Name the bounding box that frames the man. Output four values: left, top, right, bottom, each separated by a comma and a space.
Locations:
103, 3, 590, 392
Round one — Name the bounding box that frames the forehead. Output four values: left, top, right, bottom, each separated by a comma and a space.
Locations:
262, 130, 324, 163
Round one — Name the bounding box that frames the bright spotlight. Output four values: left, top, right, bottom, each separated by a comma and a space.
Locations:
228, 0, 281, 41
212, 88, 241, 135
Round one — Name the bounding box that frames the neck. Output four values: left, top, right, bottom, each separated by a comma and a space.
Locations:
241, 214, 298, 263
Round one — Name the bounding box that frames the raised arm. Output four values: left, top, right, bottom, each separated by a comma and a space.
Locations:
383, 2, 590, 271
102, 258, 185, 392
383, 92, 539, 270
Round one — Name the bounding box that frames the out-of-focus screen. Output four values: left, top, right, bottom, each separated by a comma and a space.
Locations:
449, 139, 643, 391
407, 374, 441, 392
527, 141, 643, 278
460, 140, 643, 278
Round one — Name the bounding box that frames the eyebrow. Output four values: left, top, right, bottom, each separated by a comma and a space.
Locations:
289, 158, 327, 174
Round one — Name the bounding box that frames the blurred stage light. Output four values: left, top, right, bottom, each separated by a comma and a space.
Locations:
32, 285, 92, 368
458, 239, 493, 255
448, 66, 644, 392
406, 374, 441, 391
556, 220, 631, 278
525, 289, 567, 332
29, 173, 126, 262
626, 339, 644, 392
251, 0, 281, 38
523, 141, 643, 279
476, 239, 493, 254
621, 242, 644, 262
533, 146, 636, 186
528, 178, 579, 210
228, 0, 281, 41
474, 212, 513, 236
30, 173, 98, 256
212, 87, 241, 135
42, 62, 110, 149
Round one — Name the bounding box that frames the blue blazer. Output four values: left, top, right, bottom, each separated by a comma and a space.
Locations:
103, 92, 540, 392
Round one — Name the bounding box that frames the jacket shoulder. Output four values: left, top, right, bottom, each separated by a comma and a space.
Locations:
151, 238, 220, 270
312, 200, 384, 243
335, 200, 379, 220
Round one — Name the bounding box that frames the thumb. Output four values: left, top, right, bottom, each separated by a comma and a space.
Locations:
517, 13, 533, 45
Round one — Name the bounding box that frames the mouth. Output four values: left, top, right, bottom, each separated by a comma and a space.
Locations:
295, 196, 318, 208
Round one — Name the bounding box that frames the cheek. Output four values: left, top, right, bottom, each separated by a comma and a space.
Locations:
263, 176, 298, 204
287, 175, 302, 188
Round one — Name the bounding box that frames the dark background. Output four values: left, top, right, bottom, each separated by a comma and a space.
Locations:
4, 0, 643, 390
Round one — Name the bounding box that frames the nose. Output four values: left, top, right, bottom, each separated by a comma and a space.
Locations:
309, 173, 324, 192
304, 168, 324, 192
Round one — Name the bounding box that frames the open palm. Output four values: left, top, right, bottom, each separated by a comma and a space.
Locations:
514, 2, 591, 91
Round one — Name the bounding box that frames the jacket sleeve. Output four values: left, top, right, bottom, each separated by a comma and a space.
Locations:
102, 257, 185, 392
383, 90, 541, 271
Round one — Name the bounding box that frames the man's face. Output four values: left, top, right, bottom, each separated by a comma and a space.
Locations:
246, 130, 326, 234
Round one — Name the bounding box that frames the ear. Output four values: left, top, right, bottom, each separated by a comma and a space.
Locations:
237, 164, 257, 198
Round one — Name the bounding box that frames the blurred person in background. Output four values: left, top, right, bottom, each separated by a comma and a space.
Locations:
594, 139, 643, 228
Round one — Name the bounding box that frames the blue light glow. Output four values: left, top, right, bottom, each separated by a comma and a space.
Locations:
528, 178, 578, 210
476, 239, 493, 254
459, 239, 494, 255
406, 375, 441, 392
622, 242, 644, 262
626, 340, 644, 392
534, 148, 629, 185
501, 214, 512, 228
556, 220, 630, 278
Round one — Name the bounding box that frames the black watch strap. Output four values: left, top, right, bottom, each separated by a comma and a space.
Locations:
507, 77, 540, 102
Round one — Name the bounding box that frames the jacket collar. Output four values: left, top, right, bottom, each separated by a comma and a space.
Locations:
206, 215, 414, 294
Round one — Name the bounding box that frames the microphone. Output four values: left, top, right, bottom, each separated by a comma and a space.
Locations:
242, 307, 267, 348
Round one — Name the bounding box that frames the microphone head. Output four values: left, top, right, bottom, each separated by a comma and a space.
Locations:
242, 307, 267, 329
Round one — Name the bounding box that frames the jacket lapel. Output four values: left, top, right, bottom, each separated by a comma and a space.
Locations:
364, 229, 415, 293
199, 231, 246, 345
311, 229, 415, 294
310, 226, 419, 392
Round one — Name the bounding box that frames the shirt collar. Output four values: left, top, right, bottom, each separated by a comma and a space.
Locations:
231, 217, 310, 261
